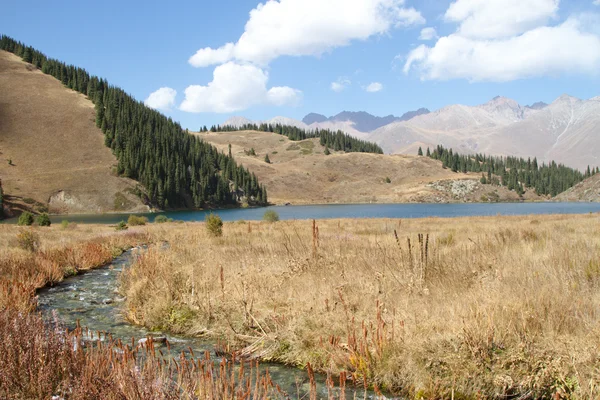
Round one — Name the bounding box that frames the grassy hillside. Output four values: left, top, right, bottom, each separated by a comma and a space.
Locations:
0, 50, 147, 215
554, 174, 600, 202
199, 130, 542, 204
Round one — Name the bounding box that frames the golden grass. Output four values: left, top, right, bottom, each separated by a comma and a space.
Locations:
120, 214, 600, 398
0, 224, 299, 399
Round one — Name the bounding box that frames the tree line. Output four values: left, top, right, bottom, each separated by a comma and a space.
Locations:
0, 35, 267, 208
202, 123, 384, 154
420, 145, 593, 196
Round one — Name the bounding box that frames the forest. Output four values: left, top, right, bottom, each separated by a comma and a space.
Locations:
203, 123, 384, 154
0, 35, 267, 209
422, 145, 592, 196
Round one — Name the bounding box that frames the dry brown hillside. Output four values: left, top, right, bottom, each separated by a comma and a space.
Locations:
199, 130, 539, 204
554, 174, 600, 202
0, 50, 147, 215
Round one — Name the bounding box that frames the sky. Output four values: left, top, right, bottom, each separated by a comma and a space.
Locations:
2, 0, 600, 130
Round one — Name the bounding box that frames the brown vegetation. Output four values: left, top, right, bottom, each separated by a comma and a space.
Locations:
199, 130, 543, 205
120, 215, 600, 398
0, 50, 146, 215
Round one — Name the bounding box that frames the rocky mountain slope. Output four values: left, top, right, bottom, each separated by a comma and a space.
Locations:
370, 95, 600, 170
554, 174, 600, 202
0, 50, 147, 215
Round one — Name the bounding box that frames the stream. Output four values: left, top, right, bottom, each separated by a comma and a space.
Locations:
37, 247, 378, 399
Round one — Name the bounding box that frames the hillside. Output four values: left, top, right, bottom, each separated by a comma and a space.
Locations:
199, 130, 542, 204
554, 174, 600, 202
0, 50, 147, 215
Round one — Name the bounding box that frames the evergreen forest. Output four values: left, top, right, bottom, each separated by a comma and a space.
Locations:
202, 123, 384, 154
422, 145, 594, 196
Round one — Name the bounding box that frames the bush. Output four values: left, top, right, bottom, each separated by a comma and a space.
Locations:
263, 210, 280, 223
115, 221, 128, 231
385, 177, 391, 184
154, 215, 169, 223
205, 213, 223, 237
127, 215, 148, 226
17, 212, 34, 226
61, 220, 69, 229
37, 213, 51, 227
16, 229, 39, 252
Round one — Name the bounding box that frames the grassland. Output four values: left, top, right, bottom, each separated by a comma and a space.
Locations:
119, 214, 600, 398
0, 50, 146, 215
198, 130, 543, 205
2, 214, 599, 399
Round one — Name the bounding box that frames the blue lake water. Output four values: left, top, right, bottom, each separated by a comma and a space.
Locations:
6, 202, 600, 224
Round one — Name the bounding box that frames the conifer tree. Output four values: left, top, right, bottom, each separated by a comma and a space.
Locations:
417, 147, 423, 156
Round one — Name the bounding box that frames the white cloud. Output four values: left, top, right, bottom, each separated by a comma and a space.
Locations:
594, 0, 600, 5
189, 0, 425, 67
330, 77, 351, 92
404, 0, 600, 81
179, 62, 302, 113
144, 87, 177, 111
445, 0, 559, 39
419, 27, 438, 40
365, 82, 383, 92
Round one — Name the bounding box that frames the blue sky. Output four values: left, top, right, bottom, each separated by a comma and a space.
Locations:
2, 0, 600, 130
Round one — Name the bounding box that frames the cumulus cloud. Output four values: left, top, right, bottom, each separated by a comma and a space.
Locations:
331, 77, 351, 92
404, 0, 600, 81
419, 27, 438, 40
144, 87, 177, 111
180, 62, 301, 113
365, 82, 383, 92
189, 0, 425, 67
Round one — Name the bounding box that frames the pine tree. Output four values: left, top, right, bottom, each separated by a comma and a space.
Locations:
324, 147, 330, 155
264, 154, 271, 164
417, 147, 423, 156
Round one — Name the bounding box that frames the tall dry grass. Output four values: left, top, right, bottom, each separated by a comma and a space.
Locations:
0, 224, 329, 399
120, 215, 600, 398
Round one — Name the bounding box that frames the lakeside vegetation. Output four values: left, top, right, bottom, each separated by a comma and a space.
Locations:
116, 215, 600, 398
423, 145, 592, 196
0, 35, 267, 209
204, 123, 384, 154
1, 215, 600, 398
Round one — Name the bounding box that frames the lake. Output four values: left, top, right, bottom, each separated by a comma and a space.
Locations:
5, 202, 600, 224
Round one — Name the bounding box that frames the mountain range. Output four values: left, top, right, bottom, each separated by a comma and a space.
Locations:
222, 95, 600, 170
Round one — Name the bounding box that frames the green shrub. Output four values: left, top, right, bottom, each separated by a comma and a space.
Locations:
263, 210, 280, 223
16, 229, 39, 252
385, 177, 391, 184
37, 213, 51, 227
205, 213, 223, 237
127, 215, 148, 226
154, 215, 169, 223
18, 212, 34, 226
61, 220, 69, 229
115, 221, 128, 231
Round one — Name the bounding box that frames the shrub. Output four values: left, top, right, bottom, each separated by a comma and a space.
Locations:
115, 221, 128, 231
205, 213, 223, 237
61, 220, 69, 229
127, 215, 148, 226
17, 212, 34, 226
37, 213, 51, 227
385, 177, 391, 184
263, 210, 280, 223
154, 215, 169, 223
16, 229, 39, 252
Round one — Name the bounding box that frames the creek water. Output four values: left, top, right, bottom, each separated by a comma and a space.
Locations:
6, 202, 600, 225
37, 248, 376, 399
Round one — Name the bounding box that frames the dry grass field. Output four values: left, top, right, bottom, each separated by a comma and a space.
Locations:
199, 130, 542, 205
118, 214, 600, 398
0, 50, 146, 215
